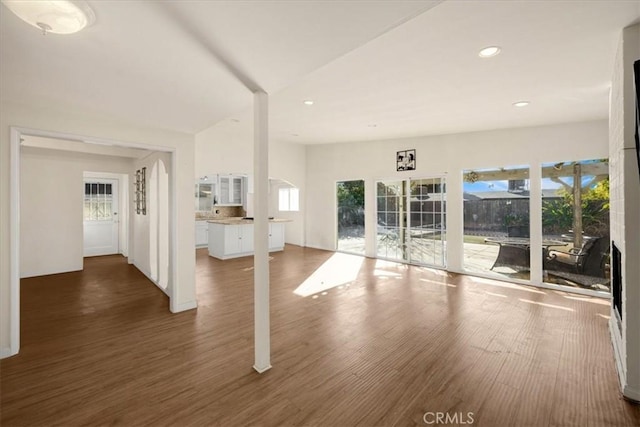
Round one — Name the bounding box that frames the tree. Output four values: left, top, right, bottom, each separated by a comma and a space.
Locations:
337, 181, 365, 227
543, 174, 609, 245
548, 161, 608, 247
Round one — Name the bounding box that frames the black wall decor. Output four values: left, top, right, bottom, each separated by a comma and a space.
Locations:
135, 167, 147, 215
634, 60, 640, 181
397, 149, 416, 171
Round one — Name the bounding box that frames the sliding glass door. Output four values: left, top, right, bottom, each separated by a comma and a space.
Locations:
337, 180, 365, 254
376, 180, 406, 260
408, 178, 446, 266
376, 177, 446, 267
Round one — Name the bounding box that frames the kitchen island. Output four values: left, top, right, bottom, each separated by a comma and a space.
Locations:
207, 217, 291, 260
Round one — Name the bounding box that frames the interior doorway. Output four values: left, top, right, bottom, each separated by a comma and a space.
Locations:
7, 126, 178, 359
83, 177, 120, 257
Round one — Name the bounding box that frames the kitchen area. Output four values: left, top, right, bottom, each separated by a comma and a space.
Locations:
195, 174, 293, 260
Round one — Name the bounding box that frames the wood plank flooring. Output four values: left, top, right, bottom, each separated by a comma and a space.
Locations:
1, 245, 638, 426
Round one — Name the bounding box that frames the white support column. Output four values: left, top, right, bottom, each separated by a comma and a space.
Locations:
446, 171, 464, 272
253, 90, 271, 373
529, 163, 543, 285
8, 128, 21, 357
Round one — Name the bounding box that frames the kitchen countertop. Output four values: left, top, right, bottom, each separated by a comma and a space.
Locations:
206, 217, 292, 225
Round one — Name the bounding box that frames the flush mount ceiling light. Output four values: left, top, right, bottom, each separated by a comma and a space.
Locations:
1, 0, 95, 35
513, 101, 530, 107
303, 100, 314, 106
478, 46, 501, 58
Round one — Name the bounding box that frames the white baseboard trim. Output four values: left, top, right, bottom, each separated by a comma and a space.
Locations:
253, 364, 272, 374
623, 385, 640, 403
303, 243, 333, 252
609, 316, 626, 391
1, 346, 15, 359
171, 300, 197, 313
156, 284, 170, 296
20, 267, 83, 279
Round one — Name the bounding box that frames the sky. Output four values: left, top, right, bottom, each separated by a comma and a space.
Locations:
463, 176, 596, 193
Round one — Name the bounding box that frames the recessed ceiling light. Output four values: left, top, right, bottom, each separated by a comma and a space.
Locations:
303, 100, 314, 106
1, 0, 95, 35
478, 46, 501, 58
513, 101, 530, 107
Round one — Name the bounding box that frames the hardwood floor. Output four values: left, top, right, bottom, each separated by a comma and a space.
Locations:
2, 245, 638, 426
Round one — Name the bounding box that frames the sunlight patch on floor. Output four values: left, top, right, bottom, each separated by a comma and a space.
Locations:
294, 252, 363, 297
485, 291, 507, 298
519, 299, 574, 312
374, 269, 402, 278
468, 276, 546, 294
374, 259, 407, 270
563, 295, 610, 306
419, 278, 456, 288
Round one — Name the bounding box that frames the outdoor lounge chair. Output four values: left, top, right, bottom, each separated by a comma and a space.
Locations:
545, 236, 609, 278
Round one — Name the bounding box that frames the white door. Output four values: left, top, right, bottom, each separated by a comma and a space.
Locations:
239, 224, 254, 252
224, 225, 242, 255
83, 178, 119, 256
269, 223, 285, 249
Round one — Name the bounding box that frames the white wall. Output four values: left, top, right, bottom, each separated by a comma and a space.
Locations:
305, 120, 609, 272
20, 147, 132, 278
609, 23, 640, 402
132, 152, 172, 289
1, 100, 197, 357
195, 120, 306, 246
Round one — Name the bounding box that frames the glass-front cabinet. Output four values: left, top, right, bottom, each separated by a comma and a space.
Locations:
195, 177, 216, 211
195, 174, 244, 211
218, 175, 243, 206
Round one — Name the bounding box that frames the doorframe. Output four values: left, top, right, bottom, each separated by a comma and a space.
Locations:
83, 172, 128, 257
8, 126, 176, 358
374, 175, 448, 269
335, 178, 366, 256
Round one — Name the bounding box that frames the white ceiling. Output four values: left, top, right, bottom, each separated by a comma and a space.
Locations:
1, 1, 639, 145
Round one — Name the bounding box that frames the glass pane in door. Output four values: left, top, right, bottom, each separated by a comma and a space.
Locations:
376, 180, 406, 261
408, 178, 446, 267
220, 177, 230, 204
232, 177, 243, 204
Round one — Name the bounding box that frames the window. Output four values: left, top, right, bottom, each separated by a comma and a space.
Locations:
279, 187, 299, 211
84, 182, 113, 221
541, 159, 610, 293
463, 165, 530, 281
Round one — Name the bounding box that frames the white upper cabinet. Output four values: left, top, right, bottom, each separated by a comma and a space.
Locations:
218, 175, 244, 206
195, 176, 217, 211
196, 174, 245, 210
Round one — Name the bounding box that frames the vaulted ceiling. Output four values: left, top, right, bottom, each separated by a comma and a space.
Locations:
1, 1, 639, 144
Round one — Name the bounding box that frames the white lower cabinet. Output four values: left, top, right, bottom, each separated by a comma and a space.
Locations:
208, 222, 286, 259
269, 223, 285, 251
195, 221, 208, 247
222, 224, 254, 256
